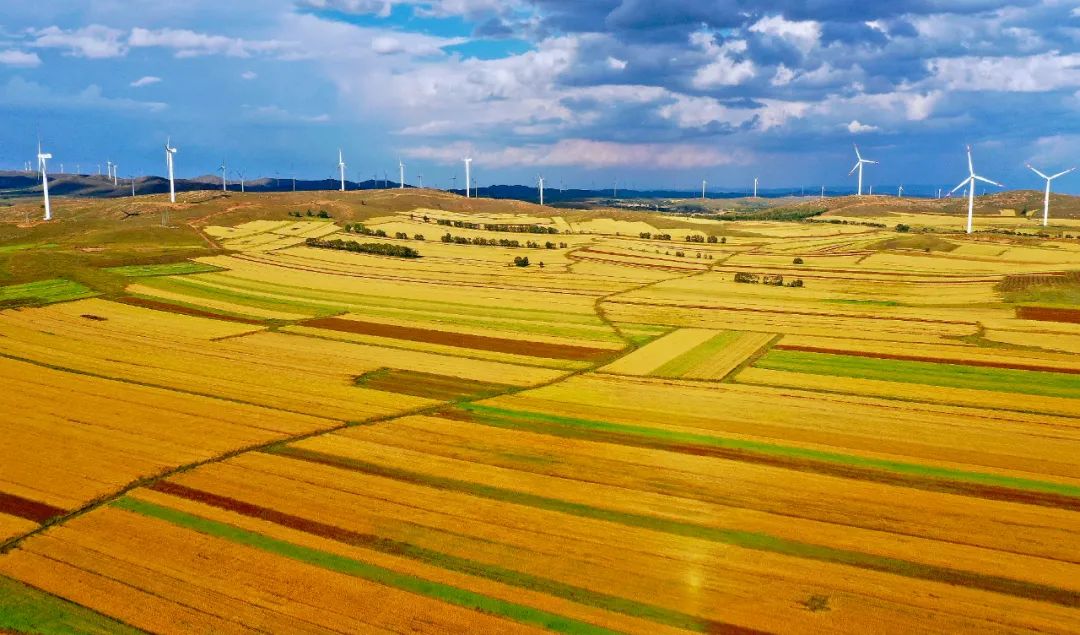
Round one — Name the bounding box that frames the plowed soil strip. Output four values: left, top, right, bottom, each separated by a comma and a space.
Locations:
265, 446, 1080, 608
0, 492, 65, 524
445, 405, 1080, 510
774, 344, 1080, 375
354, 368, 515, 402
117, 296, 264, 325
111, 497, 621, 635
1017, 306, 1080, 324
303, 317, 615, 361
148, 481, 758, 634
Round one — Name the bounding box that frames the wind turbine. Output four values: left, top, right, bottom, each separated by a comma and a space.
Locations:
338, 149, 346, 191
848, 144, 877, 196
418, 172, 423, 189
38, 141, 52, 221
106, 160, 113, 183
463, 157, 472, 198
538, 175, 544, 206
701, 179, 707, 200
164, 137, 177, 203
897, 185, 904, 198
753, 177, 758, 198
220, 160, 227, 191
112, 164, 118, 187
398, 159, 405, 189
951, 145, 1003, 234
1026, 164, 1075, 227
235, 170, 245, 193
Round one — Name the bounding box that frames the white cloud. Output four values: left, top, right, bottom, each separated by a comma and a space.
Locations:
130, 75, 161, 87
606, 56, 627, 70
129, 27, 295, 58
657, 94, 755, 129
243, 104, 329, 123
846, 119, 878, 133
691, 35, 754, 88
406, 139, 742, 169
749, 15, 821, 55
927, 52, 1080, 92
241, 70, 257, 80
0, 76, 166, 112
298, 0, 520, 18
771, 64, 795, 86
29, 25, 126, 58
0, 49, 40, 67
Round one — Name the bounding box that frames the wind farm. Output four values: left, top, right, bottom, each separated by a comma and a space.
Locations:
2, 1, 1080, 634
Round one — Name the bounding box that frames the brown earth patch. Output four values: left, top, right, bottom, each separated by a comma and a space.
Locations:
303, 316, 615, 361
774, 344, 1080, 375
354, 367, 514, 401
0, 491, 65, 523
1017, 306, 1080, 324
117, 295, 265, 324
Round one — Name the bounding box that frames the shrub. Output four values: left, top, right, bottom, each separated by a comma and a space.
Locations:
317, 210, 331, 219
707, 235, 719, 244
513, 256, 530, 267
793, 257, 804, 264
413, 234, 425, 241
788, 279, 804, 288
395, 232, 408, 240
734, 272, 759, 284
639, 232, 652, 239
895, 223, 911, 233
763, 274, 784, 286
721, 237, 727, 244
675, 251, 685, 257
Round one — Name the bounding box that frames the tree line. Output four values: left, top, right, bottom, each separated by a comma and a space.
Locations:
306, 237, 421, 258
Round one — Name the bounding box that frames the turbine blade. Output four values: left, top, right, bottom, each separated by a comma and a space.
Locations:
950, 177, 972, 194
1050, 167, 1076, 180
974, 175, 1003, 187
865, 160, 879, 165
966, 146, 974, 176
1026, 164, 1049, 179
848, 162, 860, 175
853, 144, 861, 160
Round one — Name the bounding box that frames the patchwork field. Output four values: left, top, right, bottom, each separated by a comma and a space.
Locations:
0, 190, 1078, 634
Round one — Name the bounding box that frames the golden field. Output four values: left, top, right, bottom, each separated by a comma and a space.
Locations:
0, 189, 1078, 634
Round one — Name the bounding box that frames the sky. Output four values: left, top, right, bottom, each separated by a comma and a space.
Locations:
2, 0, 1079, 193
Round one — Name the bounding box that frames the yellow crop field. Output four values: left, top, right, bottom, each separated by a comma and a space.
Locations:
1, 194, 1078, 635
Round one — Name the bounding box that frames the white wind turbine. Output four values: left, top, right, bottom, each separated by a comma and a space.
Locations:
848, 144, 877, 196
112, 164, 118, 186
538, 175, 544, 205
897, 184, 904, 198
753, 177, 758, 198
164, 137, 177, 203
220, 160, 227, 191
398, 159, 405, 189
701, 179, 707, 200
106, 160, 113, 183
463, 157, 472, 198
338, 149, 346, 191
1026, 163, 1075, 227
38, 141, 52, 221
951, 145, 1003, 234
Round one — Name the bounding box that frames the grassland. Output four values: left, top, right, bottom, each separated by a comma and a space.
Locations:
0, 188, 1078, 634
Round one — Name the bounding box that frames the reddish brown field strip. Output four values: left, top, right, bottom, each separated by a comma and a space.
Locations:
440, 409, 1080, 512
774, 344, 1080, 375
117, 296, 264, 324
354, 368, 514, 401
303, 316, 615, 361
1017, 306, 1080, 324
0, 492, 65, 523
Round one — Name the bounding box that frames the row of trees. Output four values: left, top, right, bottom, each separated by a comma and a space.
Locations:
305, 237, 420, 258
434, 219, 559, 234
289, 209, 331, 218
440, 233, 566, 249
733, 272, 804, 287
685, 235, 727, 243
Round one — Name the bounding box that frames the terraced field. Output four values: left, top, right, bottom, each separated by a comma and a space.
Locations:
1, 195, 1079, 634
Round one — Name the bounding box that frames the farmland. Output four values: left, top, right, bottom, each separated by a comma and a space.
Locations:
0, 188, 1079, 634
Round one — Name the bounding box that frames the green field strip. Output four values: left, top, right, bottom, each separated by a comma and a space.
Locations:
754, 349, 1080, 400
265, 446, 1080, 608
205, 271, 606, 326
133, 276, 337, 317
146, 481, 754, 634
112, 497, 623, 635
0, 279, 97, 307
454, 404, 1080, 503
0, 242, 58, 255
354, 368, 515, 402
0, 575, 146, 635
105, 262, 224, 277
158, 275, 621, 343
651, 331, 743, 377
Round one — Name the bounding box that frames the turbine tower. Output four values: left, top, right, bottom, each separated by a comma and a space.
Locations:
106, 160, 113, 183
1026, 164, 1075, 227
338, 149, 346, 192
464, 157, 472, 198
701, 179, 707, 200
898, 185, 904, 198
398, 159, 405, 189
164, 138, 177, 203
220, 160, 227, 191
753, 177, 758, 198
38, 142, 52, 221
112, 164, 118, 187
538, 175, 544, 206
848, 144, 877, 196
950, 145, 1003, 234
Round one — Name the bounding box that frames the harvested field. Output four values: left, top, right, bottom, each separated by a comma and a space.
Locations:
1, 199, 1079, 634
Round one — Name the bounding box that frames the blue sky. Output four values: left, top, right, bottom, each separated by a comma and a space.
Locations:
2, 0, 1079, 193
